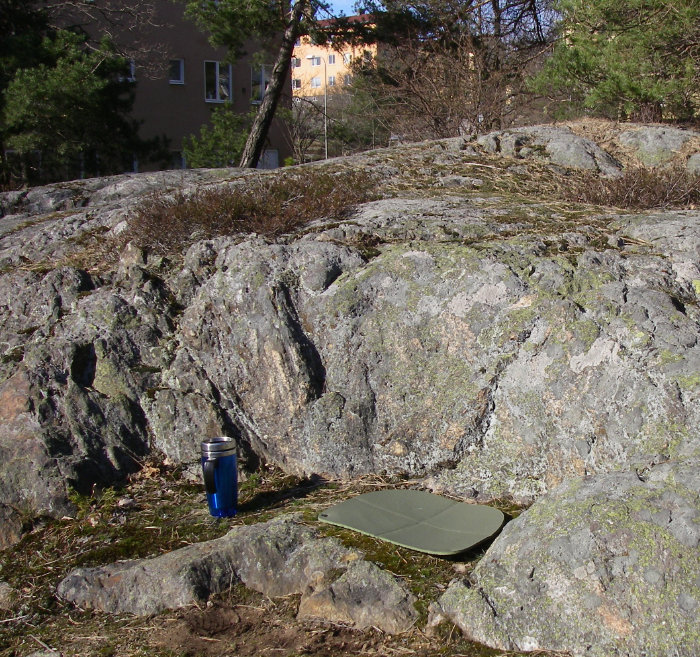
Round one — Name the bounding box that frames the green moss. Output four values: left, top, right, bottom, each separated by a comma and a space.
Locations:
573, 318, 602, 351
674, 373, 700, 390
655, 350, 684, 366
628, 328, 652, 348
638, 420, 688, 459
93, 361, 133, 398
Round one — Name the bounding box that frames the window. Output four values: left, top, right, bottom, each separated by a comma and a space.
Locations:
344, 74, 352, 85
169, 59, 184, 84
204, 61, 231, 102
328, 75, 335, 87
311, 76, 321, 88
291, 57, 301, 68
343, 53, 352, 65
310, 56, 321, 67
172, 151, 187, 169
328, 54, 336, 65
251, 66, 270, 103
118, 59, 136, 83
292, 79, 301, 90
363, 50, 372, 64
258, 149, 279, 169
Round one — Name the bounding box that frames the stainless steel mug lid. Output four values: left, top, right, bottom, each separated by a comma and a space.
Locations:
201, 436, 237, 457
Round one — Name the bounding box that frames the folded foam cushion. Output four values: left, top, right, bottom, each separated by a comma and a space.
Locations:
319, 489, 504, 556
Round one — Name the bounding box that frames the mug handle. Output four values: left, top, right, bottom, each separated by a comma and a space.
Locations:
203, 458, 218, 494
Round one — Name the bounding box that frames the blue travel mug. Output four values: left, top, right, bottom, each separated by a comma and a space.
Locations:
201, 437, 237, 517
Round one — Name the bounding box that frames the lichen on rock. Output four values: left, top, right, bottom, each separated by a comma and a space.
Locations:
435, 461, 700, 657
1, 122, 699, 656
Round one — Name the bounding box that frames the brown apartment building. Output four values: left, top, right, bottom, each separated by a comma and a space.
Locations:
116, 1, 291, 170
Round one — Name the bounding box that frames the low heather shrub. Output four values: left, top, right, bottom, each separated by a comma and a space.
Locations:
128, 168, 379, 254
564, 166, 700, 210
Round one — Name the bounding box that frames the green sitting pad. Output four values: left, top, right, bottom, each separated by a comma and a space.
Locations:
318, 489, 505, 556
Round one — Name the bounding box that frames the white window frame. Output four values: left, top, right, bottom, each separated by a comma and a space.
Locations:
310, 76, 321, 88
328, 54, 336, 65
310, 56, 321, 67
251, 65, 271, 104
291, 57, 301, 68
292, 78, 302, 90
328, 75, 335, 87
118, 59, 136, 83
204, 60, 232, 103
344, 73, 352, 85
343, 53, 352, 65
169, 58, 185, 84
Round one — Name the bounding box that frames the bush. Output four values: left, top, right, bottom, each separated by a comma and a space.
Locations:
128, 168, 379, 254
182, 105, 254, 168
563, 166, 700, 210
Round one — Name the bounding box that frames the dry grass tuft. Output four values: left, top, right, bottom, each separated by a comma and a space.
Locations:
563, 166, 700, 210
128, 168, 380, 255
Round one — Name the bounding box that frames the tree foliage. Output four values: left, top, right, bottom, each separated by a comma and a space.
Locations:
0, 0, 157, 186
326, 89, 389, 156
182, 104, 254, 168
0, 0, 49, 93
185, 0, 332, 168
530, 0, 700, 122
348, 0, 556, 140
3, 32, 142, 182
288, 90, 387, 163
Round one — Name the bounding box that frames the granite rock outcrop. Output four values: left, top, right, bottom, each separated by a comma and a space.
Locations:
1, 122, 699, 655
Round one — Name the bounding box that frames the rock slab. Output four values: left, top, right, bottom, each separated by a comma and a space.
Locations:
435, 460, 700, 657
57, 514, 417, 633
2, 125, 700, 542
477, 125, 623, 175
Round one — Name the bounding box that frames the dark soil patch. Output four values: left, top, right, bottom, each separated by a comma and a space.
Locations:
154, 599, 388, 657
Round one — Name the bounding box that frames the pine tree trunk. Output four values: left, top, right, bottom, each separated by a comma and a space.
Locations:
239, 0, 306, 168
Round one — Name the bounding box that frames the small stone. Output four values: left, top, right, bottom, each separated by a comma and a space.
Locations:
119, 242, 146, 267
438, 176, 483, 188
0, 581, 16, 610
298, 560, 418, 633
686, 153, 700, 175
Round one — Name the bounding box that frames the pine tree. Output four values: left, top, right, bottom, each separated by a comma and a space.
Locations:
0, 1, 159, 185
530, 0, 700, 122
183, 105, 254, 167
2, 31, 139, 182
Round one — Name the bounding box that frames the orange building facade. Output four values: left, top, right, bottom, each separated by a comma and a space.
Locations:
291, 16, 376, 98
